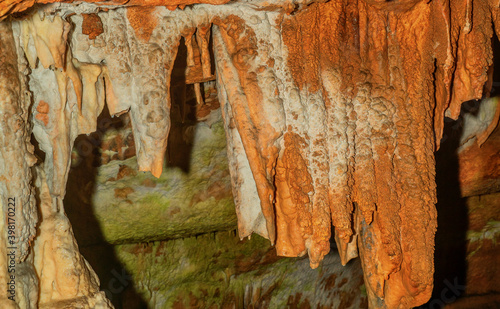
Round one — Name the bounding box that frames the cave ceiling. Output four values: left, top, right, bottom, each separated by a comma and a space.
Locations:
0, 0, 499, 308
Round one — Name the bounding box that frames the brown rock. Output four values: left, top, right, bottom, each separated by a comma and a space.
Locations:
116, 164, 138, 180
35, 100, 50, 126
126, 7, 158, 43
467, 192, 500, 231
114, 187, 135, 199
142, 178, 156, 187
459, 126, 500, 197
0, 0, 233, 20
464, 192, 500, 296
81, 13, 103, 40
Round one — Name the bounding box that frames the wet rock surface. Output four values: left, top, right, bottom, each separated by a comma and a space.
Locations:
0, 0, 499, 308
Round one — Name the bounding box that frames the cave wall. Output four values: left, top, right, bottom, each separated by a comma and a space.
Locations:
63, 80, 368, 308
0, 0, 500, 308
64, 80, 500, 309
81, 231, 368, 309
64, 88, 238, 246
427, 121, 500, 308
63, 59, 500, 309
0, 21, 38, 309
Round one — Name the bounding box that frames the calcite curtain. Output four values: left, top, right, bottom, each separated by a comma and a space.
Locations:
0, 0, 499, 308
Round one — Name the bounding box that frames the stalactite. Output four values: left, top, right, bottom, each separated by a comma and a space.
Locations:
213, 15, 285, 245
0, 0, 499, 308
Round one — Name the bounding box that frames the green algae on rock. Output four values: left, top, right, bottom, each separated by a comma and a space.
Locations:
65, 118, 237, 246
81, 231, 367, 309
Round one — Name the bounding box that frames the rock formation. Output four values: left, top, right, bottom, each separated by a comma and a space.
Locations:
0, 0, 499, 308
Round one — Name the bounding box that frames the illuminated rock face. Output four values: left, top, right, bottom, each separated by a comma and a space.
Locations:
0, 0, 499, 308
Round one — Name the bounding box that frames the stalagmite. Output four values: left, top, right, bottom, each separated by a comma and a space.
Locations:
0, 0, 499, 308
33, 166, 111, 308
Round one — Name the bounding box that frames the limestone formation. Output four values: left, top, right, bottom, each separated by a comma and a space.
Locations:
0, 0, 499, 308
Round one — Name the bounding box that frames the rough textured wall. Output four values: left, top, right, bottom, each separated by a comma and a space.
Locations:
0, 21, 38, 309
0, 0, 499, 308
65, 111, 237, 246
426, 120, 500, 308
82, 231, 368, 309
0, 16, 111, 308
62, 79, 369, 308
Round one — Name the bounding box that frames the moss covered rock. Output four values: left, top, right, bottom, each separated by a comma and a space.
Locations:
65, 115, 237, 246
81, 231, 366, 309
